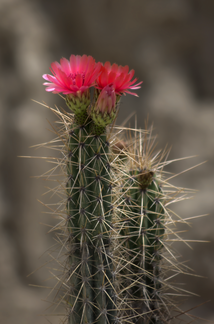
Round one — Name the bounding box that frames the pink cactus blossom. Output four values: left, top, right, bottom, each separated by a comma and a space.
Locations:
96, 61, 143, 97
43, 55, 101, 95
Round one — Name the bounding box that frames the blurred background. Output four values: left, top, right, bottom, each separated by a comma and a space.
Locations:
0, 0, 214, 323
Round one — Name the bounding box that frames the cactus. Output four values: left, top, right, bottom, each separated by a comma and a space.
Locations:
111, 128, 201, 324
37, 54, 202, 324
111, 130, 169, 324
65, 117, 116, 324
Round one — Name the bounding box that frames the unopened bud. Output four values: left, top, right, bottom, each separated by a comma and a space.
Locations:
91, 85, 118, 129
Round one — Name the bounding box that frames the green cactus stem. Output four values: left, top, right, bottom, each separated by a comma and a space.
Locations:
110, 128, 171, 324
65, 110, 115, 324
116, 169, 166, 324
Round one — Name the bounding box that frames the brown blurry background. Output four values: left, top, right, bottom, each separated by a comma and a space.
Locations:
0, 0, 214, 323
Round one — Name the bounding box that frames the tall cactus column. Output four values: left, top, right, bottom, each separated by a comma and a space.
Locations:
66, 118, 114, 324
64, 77, 120, 324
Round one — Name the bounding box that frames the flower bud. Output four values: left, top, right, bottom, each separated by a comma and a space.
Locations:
96, 84, 116, 115
91, 84, 118, 129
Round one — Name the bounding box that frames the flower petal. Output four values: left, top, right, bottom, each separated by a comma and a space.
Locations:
60, 57, 71, 76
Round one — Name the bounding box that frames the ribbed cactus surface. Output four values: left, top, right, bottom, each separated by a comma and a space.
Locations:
65, 118, 115, 324
109, 130, 167, 324
117, 170, 166, 324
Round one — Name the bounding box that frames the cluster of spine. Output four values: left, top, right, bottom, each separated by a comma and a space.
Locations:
40, 106, 196, 324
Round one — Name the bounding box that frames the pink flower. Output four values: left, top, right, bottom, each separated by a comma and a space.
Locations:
43, 55, 101, 95
95, 84, 116, 115
96, 61, 143, 97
